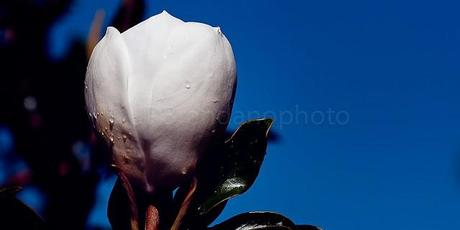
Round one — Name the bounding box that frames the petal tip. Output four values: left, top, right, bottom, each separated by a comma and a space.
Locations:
143, 10, 181, 25
159, 10, 173, 19
105, 27, 120, 38
214, 26, 222, 35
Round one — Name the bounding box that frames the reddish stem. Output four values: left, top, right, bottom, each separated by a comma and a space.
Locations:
118, 172, 140, 230
145, 204, 160, 230
171, 176, 198, 230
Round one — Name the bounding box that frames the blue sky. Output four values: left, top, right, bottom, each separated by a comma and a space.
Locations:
49, 0, 460, 229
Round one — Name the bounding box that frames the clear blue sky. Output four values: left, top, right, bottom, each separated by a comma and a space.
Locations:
49, 0, 460, 229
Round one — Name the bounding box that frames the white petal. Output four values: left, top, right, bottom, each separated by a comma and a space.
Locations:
124, 14, 237, 190
86, 27, 148, 189
86, 27, 131, 132
122, 11, 184, 128
87, 11, 237, 193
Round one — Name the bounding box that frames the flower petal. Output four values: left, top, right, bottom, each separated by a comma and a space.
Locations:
85, 27, 145, 188
86, 27, 132, 130
124, 14, 237, 191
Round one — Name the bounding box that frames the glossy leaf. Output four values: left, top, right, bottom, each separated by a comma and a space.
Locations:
188, 118, 273, 224
199, 119, 272, 215
209, 211, 319, 230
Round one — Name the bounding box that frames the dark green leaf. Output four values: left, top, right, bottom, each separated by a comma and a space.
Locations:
210, 211, 296, 230
198, 119, 272, 215
187, 118, 273, 225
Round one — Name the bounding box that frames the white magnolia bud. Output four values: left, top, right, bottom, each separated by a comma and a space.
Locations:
85, 11, 236, 194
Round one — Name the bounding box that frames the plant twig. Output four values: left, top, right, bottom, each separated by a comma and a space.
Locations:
171, 176, 198, 230
145, 204, 159, 230
118, 172, 140, 230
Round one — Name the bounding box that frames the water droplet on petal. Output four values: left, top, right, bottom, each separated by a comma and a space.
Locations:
122, 154, 130, 163
109, 118, 114, 129
122, 135, 127, 142
215, 26, 222, 35
185, 83, 191, 89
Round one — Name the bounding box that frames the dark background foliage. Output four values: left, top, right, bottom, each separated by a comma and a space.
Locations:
0, 1, 145, 229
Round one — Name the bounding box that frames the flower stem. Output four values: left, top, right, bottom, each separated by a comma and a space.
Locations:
145, 204, 159, 230
118, 172, 140, 230
171, 176, 198, 230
